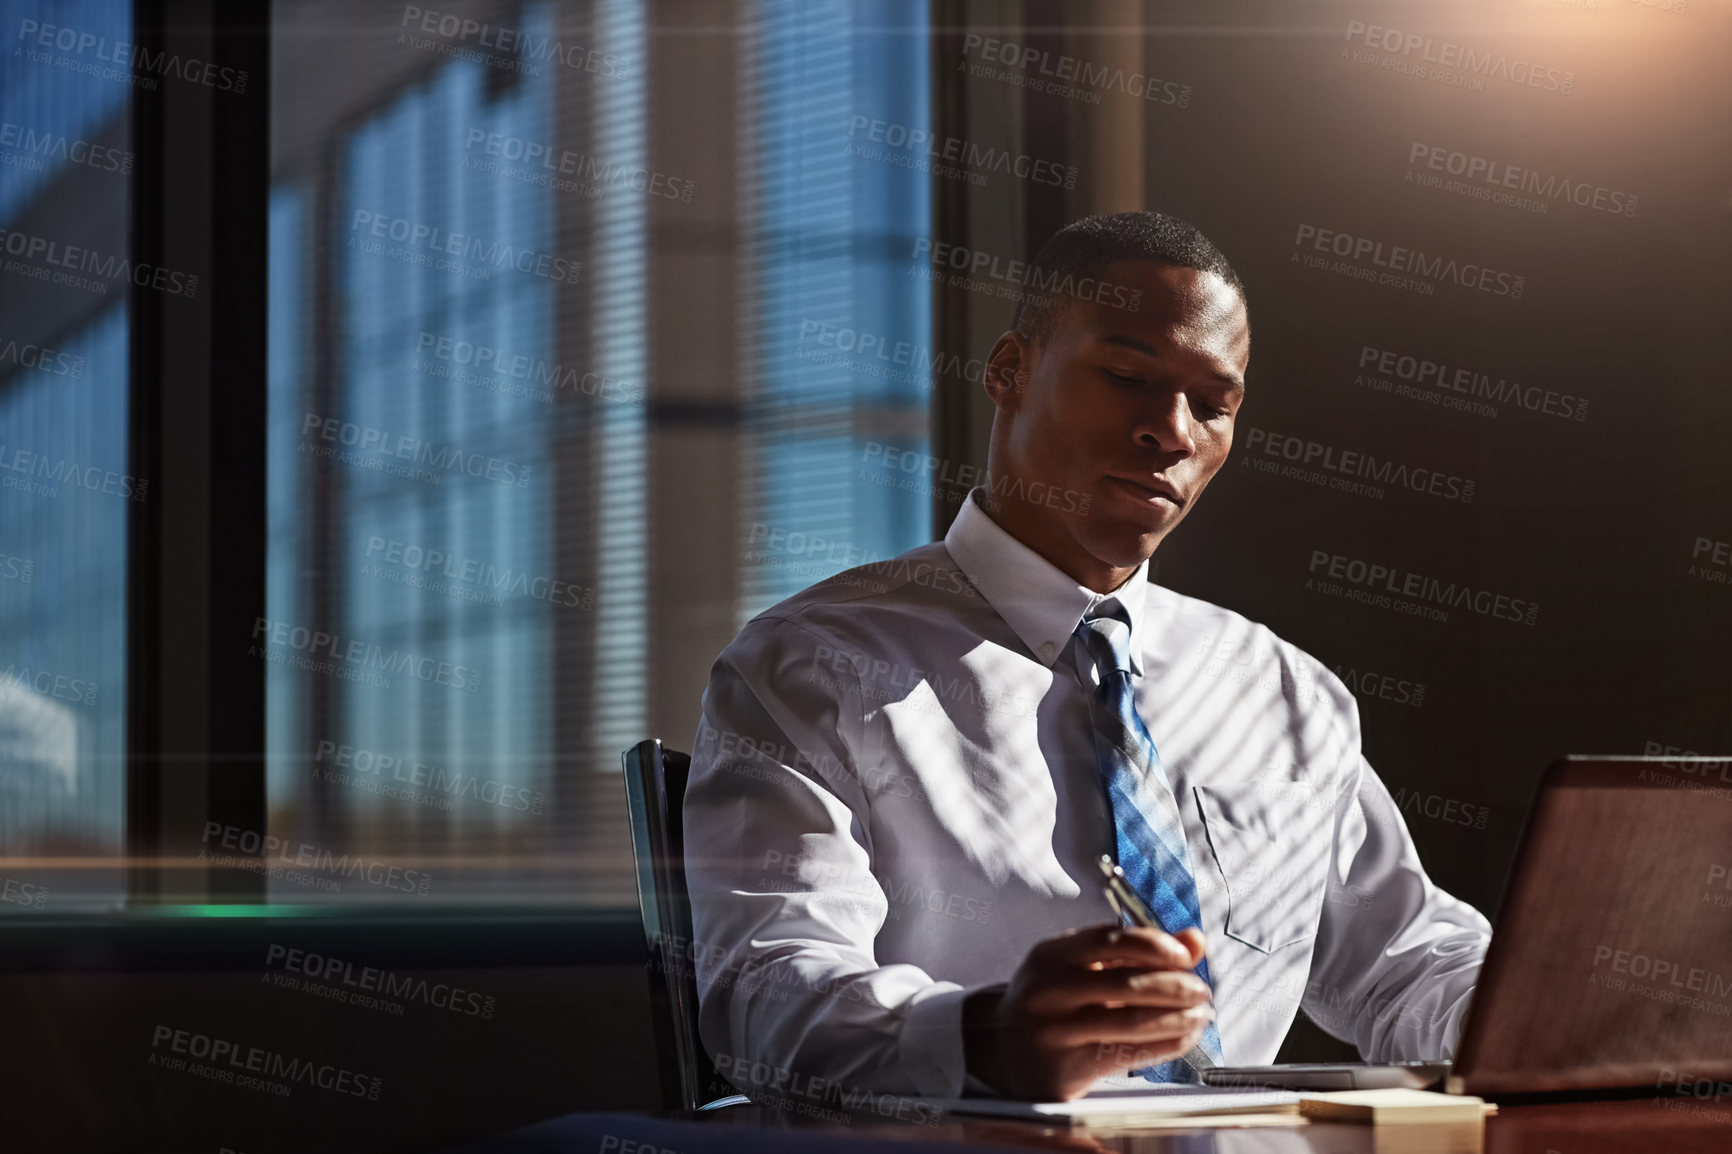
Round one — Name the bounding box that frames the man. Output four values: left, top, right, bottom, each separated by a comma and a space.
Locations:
684, 212, 1489, 1103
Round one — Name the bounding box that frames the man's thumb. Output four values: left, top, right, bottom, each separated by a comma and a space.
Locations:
1175, 927, 1208, 967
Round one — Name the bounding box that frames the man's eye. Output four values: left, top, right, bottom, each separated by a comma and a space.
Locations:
1103, 369, 1140, 384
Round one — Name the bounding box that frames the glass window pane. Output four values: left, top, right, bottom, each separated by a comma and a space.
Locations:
267, 0, 931, 907
0, 0, 134, 912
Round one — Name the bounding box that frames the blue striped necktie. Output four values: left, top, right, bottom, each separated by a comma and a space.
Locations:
1075, 605, 1223, 1081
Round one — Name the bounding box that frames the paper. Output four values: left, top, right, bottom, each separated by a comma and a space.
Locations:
930, 1085, 1303, 1124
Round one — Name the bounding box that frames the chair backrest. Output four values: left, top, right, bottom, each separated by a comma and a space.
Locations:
621, 739, 738, 1111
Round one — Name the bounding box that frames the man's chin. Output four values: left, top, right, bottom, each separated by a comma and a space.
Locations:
1079, 521, 1172, 573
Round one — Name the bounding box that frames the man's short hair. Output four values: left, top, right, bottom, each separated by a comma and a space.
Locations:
1011, 211, 1246, 343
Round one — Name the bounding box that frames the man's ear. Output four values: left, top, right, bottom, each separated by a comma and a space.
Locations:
984, 330, 1033, 414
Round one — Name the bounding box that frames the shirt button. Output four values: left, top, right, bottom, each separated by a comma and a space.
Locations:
1038, 641, 1056, 661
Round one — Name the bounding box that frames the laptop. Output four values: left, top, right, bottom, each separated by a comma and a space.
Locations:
1200, 755, 1732, 1097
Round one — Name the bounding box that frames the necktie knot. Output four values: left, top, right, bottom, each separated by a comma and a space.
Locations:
1076, 606, 1134, 679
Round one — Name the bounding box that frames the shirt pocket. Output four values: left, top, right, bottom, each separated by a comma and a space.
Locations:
1194, 782, 1329, 954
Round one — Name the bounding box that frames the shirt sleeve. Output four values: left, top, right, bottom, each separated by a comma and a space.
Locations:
1301, 743, 1492, 1062
683, 613, 981, 1102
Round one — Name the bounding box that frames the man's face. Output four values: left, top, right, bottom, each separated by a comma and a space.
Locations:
986, 259, 1249, 581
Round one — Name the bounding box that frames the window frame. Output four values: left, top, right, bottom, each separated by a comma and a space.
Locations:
125, 0, 271, 904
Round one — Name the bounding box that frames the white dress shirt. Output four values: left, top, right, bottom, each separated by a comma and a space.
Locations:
684, 490, 1490, 1100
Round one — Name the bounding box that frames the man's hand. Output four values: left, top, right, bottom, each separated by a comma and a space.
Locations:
963, 923, 1213, 1101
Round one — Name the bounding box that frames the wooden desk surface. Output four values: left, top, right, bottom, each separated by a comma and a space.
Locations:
448, 1094, 1732, 1153
673, 1095, 1732, 1153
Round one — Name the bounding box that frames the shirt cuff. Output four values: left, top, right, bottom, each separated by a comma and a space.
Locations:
897, 981, 973, 1097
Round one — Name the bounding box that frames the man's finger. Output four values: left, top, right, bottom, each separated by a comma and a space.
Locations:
1074, 1002, 1215, 1046
1037, 923, 1197, 975
1027, 1002, 1214, 1052
1022, 967, 1212, 1016
1085, 1024, 1209, 1078
1173, 927, 1208, 968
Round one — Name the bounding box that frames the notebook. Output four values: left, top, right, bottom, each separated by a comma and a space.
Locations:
1299, 1089, 1489, 1124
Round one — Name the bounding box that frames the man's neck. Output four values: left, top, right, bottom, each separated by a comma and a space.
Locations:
972, 491, 1142, 595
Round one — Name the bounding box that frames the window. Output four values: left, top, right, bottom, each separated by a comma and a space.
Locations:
739, 0, 933, 619
266, 0, 933, 907
0, 0, 133, 911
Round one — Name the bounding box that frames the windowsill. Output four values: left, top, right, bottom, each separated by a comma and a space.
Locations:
0, 905, 645, 973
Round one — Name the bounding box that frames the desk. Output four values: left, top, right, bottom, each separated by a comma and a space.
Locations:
443, 1096, 1732, 1154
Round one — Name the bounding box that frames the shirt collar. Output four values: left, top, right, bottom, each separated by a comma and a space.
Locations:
944, 489, 1149, 674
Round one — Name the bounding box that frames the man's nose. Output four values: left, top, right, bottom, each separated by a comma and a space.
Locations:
1137, 391, 1197, 456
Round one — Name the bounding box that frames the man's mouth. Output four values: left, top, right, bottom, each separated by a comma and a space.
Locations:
1106, 475, 1185, 508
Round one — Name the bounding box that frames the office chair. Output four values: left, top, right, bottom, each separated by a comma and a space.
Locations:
621, 739, 751, 1111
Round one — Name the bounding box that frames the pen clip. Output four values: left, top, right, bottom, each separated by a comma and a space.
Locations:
1097, 855, 1159, 930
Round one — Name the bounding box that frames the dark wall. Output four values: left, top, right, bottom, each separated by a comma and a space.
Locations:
1131, 0, 1731, 921
0, 914, 660, 1152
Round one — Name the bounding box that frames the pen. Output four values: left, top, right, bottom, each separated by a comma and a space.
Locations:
1098, 854, 1159, 930
1097, 855, 1217, 1073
